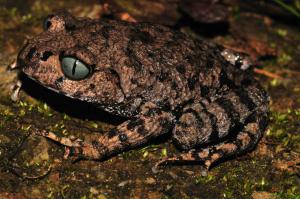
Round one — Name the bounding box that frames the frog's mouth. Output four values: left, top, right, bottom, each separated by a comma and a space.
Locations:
22, 70, 77, 100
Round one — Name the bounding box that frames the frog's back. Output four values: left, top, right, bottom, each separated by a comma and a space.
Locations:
97, 19, 264, 112
89, 19, 229, 106
18, 10, 267, 116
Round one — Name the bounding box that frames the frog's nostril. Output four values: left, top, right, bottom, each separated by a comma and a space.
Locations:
41, 51, 53, 61
27, 47, 38, 60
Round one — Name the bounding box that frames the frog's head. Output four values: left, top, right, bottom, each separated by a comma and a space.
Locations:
17, 11, 124, 104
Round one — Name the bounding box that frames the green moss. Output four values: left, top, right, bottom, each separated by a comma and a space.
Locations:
277, 52, 292, 65
47, 121, 68, 137
114, 0, 143, 16
195, 174, 215, 185
37, 103, 53, 117
276, 28, 288, 37
268, 109, 300, 153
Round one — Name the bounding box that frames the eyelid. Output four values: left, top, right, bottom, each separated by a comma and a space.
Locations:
60, 48, 94, 66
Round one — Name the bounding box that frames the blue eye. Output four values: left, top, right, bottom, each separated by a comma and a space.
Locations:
61, 57, 91, 80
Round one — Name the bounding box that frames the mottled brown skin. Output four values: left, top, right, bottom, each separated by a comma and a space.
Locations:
17, 11, 269, 169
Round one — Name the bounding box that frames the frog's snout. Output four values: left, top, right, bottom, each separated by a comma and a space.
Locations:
17, 42, 54, 73
16, 56, 26, 69
16, 45, 28, 69
17, 43, 35, 68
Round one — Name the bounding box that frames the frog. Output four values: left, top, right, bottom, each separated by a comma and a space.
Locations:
16, 11, 269, 169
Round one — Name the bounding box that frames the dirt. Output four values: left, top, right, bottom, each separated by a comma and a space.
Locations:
0, 0, 299, 198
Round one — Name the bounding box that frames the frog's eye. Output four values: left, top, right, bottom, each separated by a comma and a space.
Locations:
61, 57, 91, 80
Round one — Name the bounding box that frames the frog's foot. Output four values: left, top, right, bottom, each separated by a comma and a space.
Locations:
154, 149, 219, 171
221, 48, 252, 71
154, 153, 208, 176
9, 59, 23, 102
154, 150, 200, 167
33, 130, 84, 147
33, 129, 99, 159
157, 110, 268, 170
7, 59, 19, 70
10, 80, 22, 102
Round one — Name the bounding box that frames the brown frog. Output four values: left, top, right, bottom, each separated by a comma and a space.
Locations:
17, 11, 269, 169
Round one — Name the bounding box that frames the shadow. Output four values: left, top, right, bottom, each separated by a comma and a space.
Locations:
19, 72, 126, 125
174, 13, 229, 38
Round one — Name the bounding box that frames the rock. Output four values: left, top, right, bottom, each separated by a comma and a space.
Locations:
106, 0, 181, 26
147, 191, 161, 199
145, 177, 156, 184
118, 180, 131, 187
180, 0, 229, 23
252, 191, 276, 199
98, 194, 107, 199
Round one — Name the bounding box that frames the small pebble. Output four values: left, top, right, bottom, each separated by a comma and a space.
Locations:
145, 177, 156, 184
118, 180, 130, 187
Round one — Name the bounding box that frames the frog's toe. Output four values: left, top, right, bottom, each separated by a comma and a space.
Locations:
33, 130, 84, 148
64, 146, 77, 159
154, 154, 217, 171
63, 146, 85, 162
10, 80, 22, 102
154, 151, 208, 168
152, 157, 177, 173
64, 147, 71, 159
154, 157, 178, 168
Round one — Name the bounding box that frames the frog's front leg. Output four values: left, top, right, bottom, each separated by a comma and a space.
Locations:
36, 102, 175, 160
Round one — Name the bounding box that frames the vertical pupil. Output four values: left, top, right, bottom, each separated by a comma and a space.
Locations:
72, 60, 77, 75
61, 57, 91, 80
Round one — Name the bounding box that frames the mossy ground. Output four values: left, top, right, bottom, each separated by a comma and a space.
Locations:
0, 0, 299, 198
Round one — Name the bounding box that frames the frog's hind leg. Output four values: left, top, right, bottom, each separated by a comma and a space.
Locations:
157, 110, 268, 169
161, 86, 269, 169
